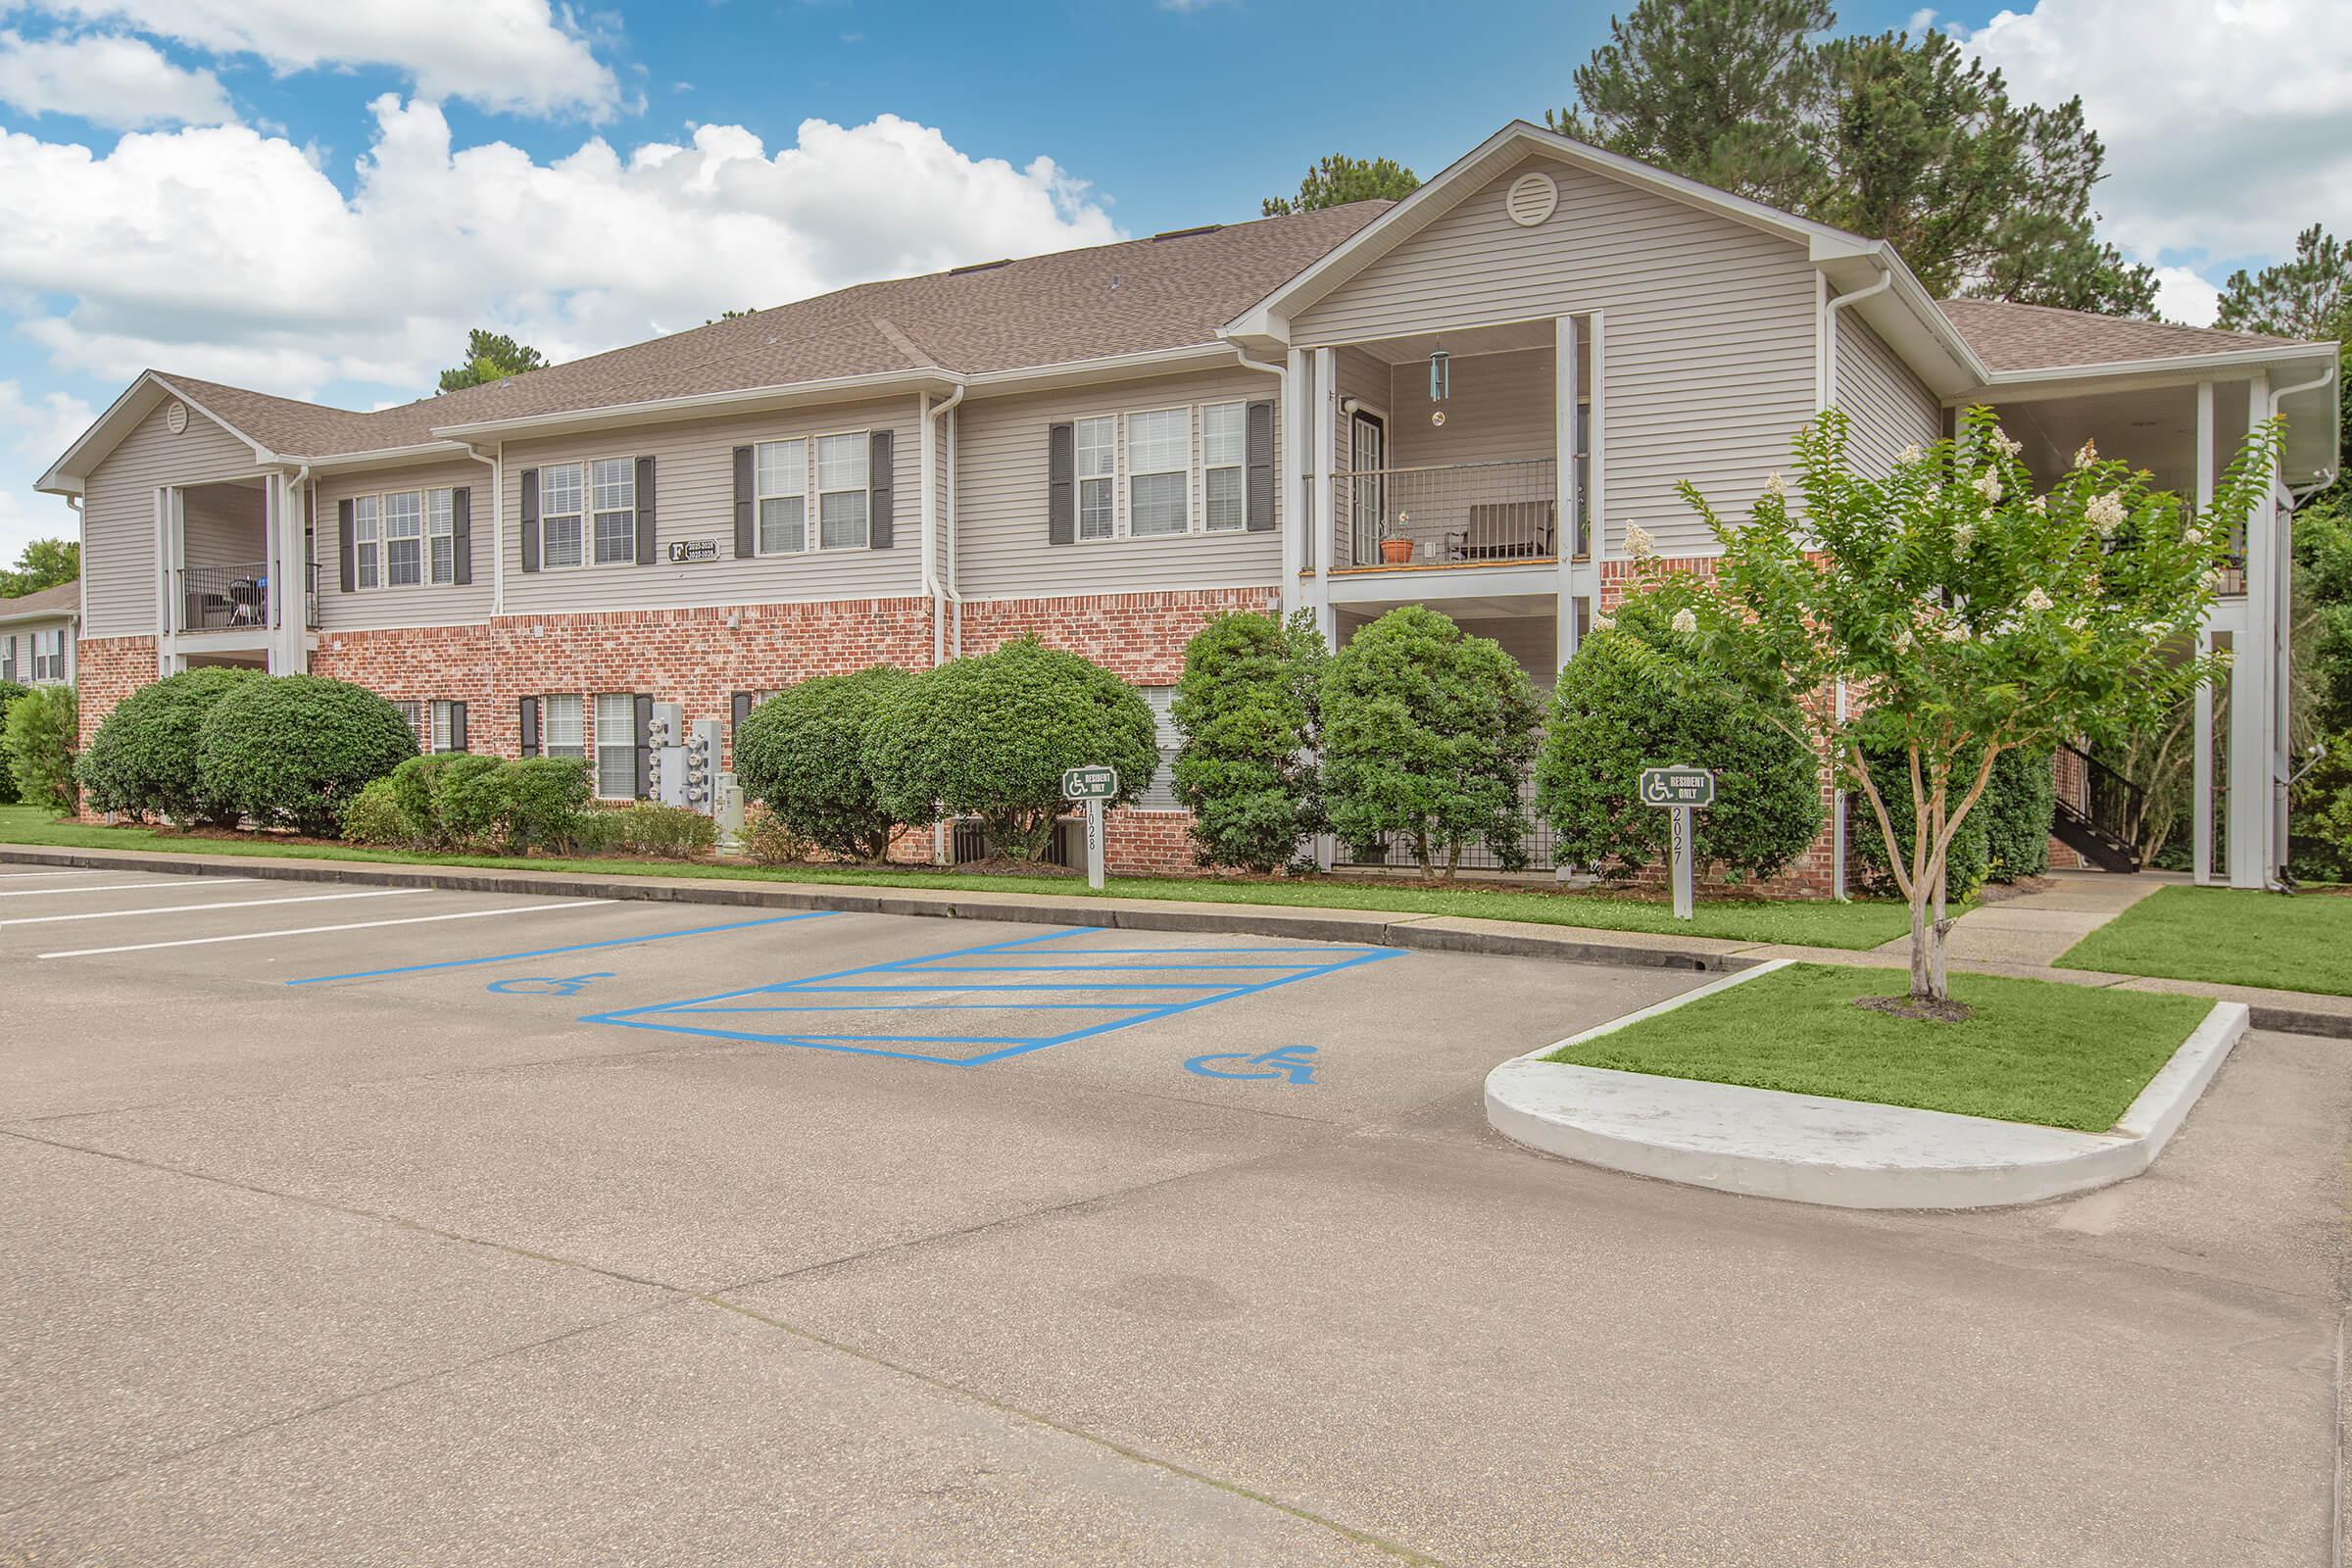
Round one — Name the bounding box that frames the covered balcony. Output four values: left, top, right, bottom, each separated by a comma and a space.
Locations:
167, 478, 318, 640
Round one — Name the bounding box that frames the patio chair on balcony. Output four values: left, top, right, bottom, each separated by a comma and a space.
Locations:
1446, 501, 1556, 563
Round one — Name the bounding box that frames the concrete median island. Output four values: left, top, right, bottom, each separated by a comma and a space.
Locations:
1485, 960, 2247, 1208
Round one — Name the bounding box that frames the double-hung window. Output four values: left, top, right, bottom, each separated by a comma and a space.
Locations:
543, 694, 584, 759
1125, 408, 1190, 537
0, 635, 14, 682
591, 458, 636, 564
1138, 686, 1181, 808
815, 433, 868, 549
40, 631, 64, 681
429, 700, 460, 753
1201, 402, 1246, 532
426, 489, 456, 584
385, 490, 423, 586
394, 700, 424, 746
1075, 416, 1115, 541
353, 496, 382, 587
756, 438, 808, 554
594, 693, 636, 799
541, 463, 585, 568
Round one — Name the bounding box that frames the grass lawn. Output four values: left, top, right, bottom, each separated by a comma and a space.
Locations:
2056, 885, 2352, 997
1544, 961, 2214, 1131
0, 804, 1920, 950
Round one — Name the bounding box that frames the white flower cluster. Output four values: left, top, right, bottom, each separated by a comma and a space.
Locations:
1762, 471, 1788, 499
1891, 626, 1915, 653
2086, 491, 2126, 537
1670, 608, 1699, 635
2074, 439, 2098, 467
1990, 429, 2024, 459
1939, 619, 1972, 643
1624, 522, 1655, 561
1591, 612, 1616, 633
1973, 467, 2003, 505
2027, 495, 2047, 516
1897, 444, 1924, 465
1952, 520, 1976, 558
2183, 523, 2208, 548
2023, 586, 2055, 612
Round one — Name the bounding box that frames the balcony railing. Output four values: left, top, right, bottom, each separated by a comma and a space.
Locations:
176, 561, 318, 632
1338, 458, 1575, 568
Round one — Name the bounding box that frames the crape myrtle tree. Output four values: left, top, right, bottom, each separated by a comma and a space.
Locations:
1633, 406, 2278, 1010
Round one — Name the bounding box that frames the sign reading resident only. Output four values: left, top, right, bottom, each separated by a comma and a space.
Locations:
1640, 766, 1716, 808
1061, 765, 1119, 802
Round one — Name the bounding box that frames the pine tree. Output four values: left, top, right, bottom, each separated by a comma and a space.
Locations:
1261, 155, 1420, 216
436, 329, 550, 395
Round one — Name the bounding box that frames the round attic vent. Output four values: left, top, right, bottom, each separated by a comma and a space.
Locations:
1505, 172, 1558, 228
165, 399, 188, 435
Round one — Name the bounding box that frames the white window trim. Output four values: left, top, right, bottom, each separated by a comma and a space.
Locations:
592, 692, 636, 801
537, 458, 636, 573
1124, 404, 1193, 542
349, 486, 458, 591
753, 436, 810, 558
1200, 399, 1249, 534
1068, 400, 1267, 545
812, 428, 873, 553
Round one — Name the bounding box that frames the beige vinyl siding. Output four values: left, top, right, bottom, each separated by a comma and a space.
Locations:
1294, 155, 1819, 558
955, 366, 1282, 599
317, 457, 496, 631
179, 481, 265, 569
80, 398, 261, 638
1329, 347, 1388, 566
1387, 347, 1557, 468
1837, 318, 1941, 476
501, 397, 922, 616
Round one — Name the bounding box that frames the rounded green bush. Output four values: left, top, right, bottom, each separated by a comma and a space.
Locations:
388, 754, 462, 844
1537, 612, 1823, 886
734, 666, 913, 860
1170, 610, 1329, 872
195, 674, 416, 836
493, 758, 591, 855
1980, 746, 2055, 882
0, 679, 29, 806
427, 755, 507, 846
5, 683, 77, 813
1846, 738, 1990, 900
864, 637, 1158, 861
76, 667, 265, 825
340, 777, 413, 847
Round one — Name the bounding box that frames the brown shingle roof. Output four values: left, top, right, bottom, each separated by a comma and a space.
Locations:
0, 579, 78, 621
1937, 297, 2317, 373
158, 203, 1394, 459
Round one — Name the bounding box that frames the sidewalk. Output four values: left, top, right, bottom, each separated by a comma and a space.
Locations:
9, 842, 2350, 1038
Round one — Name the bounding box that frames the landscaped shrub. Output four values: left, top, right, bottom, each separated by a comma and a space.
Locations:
4, 683, 77, 812
1321, 606, 1543, 879
0, 679, 27, 805
425, 755, 507, 845
1537, 604, 1823, 885
388, 754, 464, 844
865, 637, 1158, 861
492, 758, 591, 855
603, 801, 718, 859
75, 667, 264, 825
1170, 610, 1328, 872
1848, 738, 1991, 901
195, 674, 416, 836
1980, 745, 2055, 882
340, 777, 414, 847
740, 803, 812, 865
734, 667, 912, 860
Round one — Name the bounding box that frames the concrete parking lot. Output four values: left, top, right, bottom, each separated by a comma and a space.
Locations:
1, 862, 2343, 1565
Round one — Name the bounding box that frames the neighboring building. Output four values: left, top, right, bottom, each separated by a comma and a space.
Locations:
0, 579, 77, 688
33, 122, 2344, 888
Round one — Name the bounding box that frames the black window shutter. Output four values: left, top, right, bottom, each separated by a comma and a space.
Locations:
337, 499, 356, 592
869, 429, 894, 549
732, 445, 755, 558
1048, 421, 1074, 545
634, 457, 658, 565
1246, 400, 1276, 532
517, 697, 540, 758
633, 693, 654, 798
731, 691, 753, 732
519, 468, 541, 573
451, 487, 473, 585
449, 702, 468, 753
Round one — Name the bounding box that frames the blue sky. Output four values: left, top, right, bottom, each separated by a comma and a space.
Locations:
0, 0, 2342, 563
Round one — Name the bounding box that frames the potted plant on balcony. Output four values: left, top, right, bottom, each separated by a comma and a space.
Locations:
1379, 512, 1415, 564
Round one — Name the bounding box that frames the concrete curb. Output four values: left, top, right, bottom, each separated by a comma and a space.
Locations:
0, 845, 1747, 978
1484, 969, 2251, 1209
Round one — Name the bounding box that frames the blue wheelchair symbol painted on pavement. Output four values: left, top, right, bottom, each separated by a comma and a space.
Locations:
485, 971, 614, 997
1183, 1045, 1319, 1086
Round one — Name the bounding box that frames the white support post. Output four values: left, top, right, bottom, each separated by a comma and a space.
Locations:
1281, 347, 1309, 613
2227, 373, 2275, 888
2192, 381, 2215, 885
1587, 314, 1606, 563
1311, 346, 1336, 612
1554, 315, 1580, 673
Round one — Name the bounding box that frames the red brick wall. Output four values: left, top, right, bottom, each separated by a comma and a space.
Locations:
74, 636, 157, 758
957, 587, 1281, 685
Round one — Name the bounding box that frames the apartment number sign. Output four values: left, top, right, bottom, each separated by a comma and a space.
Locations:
666, 539, 719, 564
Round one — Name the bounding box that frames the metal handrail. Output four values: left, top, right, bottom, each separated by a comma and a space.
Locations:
2059, 741, 2147, 852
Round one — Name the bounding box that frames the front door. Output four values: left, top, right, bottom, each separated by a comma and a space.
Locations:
1349, 411, 1387, 565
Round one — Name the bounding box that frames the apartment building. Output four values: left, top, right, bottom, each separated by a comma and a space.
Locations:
0, 580, 77, 689
36, 122, 2342, 886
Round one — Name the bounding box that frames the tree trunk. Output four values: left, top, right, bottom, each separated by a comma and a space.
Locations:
1909, 896, 1934, 1000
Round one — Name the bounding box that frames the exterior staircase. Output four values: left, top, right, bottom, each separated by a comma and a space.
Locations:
2053, 744, 2144, 873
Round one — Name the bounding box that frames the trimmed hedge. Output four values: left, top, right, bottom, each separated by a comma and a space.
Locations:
865, 637, 1158, 861
1170, 610, 1328, 872
197, 674, 416, 836
77, 666, 264, 825
4, 683, 76, 813
1980, 746, 2055, 882
1849, 743, 2057, 896
0, 679, 27, 805
367, 753, 590, 854
341, 777, 413, 847
1537, 617, 1823, 885
734, 667, 912, 860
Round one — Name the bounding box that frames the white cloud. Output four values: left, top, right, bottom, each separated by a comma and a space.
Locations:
0, 28, 234, 127
22, 0, 623, 120
0, 98, 1124, 400
2151, 265, 2222, 327
1957, 0, 2352, 266
0, 379, 96, 560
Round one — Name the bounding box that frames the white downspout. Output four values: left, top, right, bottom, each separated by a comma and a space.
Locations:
922, 382, 966, 864
1230, 341, 1287, 609
463, 442, 503, 618
1820, 263, 1889, 898
2265, 360, 2338, 883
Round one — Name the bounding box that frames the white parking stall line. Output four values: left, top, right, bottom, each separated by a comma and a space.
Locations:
1, 887, 424, 928
0, 869, 113, 880
0, 878, 258, 899
39, 899, 615, 959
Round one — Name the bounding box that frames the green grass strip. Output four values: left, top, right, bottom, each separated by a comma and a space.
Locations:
0, 804, 1921, 949
2056, 884, 2352, 997
1544, 962, 2212, 1131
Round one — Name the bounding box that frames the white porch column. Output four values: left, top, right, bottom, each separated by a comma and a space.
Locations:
2226, 373, 2276, 888
266, 472, 309, 674
1281, 347, 1310, 615
1554, 315, 1580, 674
2192, 380, 2215, 884
1310, 346, 1337, 641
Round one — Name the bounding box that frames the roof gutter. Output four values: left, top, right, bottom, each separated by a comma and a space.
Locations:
1822, 260, 1895, 413
426, 368, 956, 442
